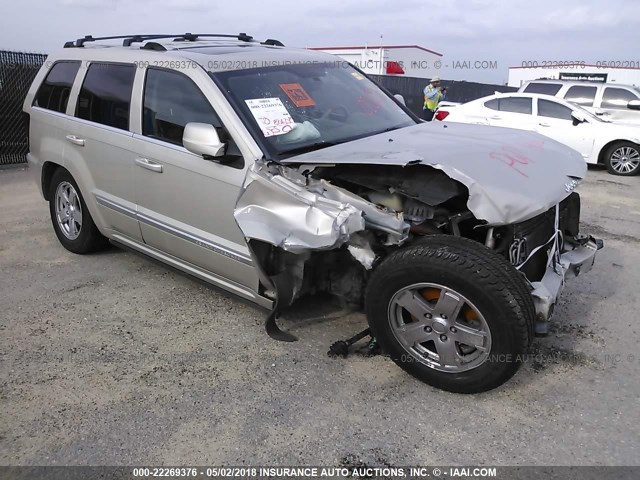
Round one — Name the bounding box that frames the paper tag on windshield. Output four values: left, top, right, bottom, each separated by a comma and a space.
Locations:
245, 98, 295, 137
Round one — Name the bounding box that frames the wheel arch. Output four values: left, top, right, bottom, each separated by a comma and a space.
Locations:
41, 161, 63, 201
597, 139, 639, 165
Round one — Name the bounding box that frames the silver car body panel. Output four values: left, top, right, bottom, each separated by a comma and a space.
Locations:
234, 161, 409, 255
279, 122, 587, 226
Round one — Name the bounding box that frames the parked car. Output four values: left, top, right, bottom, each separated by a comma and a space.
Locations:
436, 92, 640, 176
24, 33, 601, 393
518, 80, 640, 125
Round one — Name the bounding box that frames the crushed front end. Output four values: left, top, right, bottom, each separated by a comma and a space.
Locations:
490, 192, 602, 333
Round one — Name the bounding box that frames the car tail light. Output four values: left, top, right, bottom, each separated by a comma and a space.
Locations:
435, 110, 449, 121
386, 61, 405, 75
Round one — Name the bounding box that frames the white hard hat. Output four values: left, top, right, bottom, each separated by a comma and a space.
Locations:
431, 76, 441, 82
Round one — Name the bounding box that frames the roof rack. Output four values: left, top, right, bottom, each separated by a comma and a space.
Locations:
63, 32, 283, 48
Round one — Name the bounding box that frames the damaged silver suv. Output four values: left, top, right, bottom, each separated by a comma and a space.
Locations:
24, 33, 602, 393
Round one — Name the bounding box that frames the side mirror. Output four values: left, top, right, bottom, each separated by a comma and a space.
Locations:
394, 94, 406, 106
183, 122, 226, 158
627, 100, 640, 111
571, 111, 587, 124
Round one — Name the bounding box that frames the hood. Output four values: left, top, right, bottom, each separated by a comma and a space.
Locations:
281, 122, 587, 225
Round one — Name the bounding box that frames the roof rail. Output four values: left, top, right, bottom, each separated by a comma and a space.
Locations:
62, 32, 281, 48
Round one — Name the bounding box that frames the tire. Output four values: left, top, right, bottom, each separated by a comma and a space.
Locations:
48, 168, 109, 254
365, 235, 533, 394
604, 141, 640, 176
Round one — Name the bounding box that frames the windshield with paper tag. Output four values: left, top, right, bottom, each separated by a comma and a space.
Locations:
212, 62, 416, 158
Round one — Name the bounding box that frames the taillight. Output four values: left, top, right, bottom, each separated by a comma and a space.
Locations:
435, 110, 449, 121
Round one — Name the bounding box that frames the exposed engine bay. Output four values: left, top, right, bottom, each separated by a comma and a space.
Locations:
234, 160, 599, 340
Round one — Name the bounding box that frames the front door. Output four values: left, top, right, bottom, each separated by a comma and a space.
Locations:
132, 67, 259, 293
535, 98, 594, 160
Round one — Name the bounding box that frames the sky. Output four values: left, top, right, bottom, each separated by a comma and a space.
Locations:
1, 0, 638, 84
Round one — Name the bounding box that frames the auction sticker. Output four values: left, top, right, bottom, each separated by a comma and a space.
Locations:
279, 83, 316, 107
245, 97, 295, 137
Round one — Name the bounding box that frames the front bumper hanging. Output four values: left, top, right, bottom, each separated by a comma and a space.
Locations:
530, 235, 603, 333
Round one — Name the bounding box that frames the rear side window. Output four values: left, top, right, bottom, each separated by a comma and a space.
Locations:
76, 63, 135, 130
484, 97, 532, 114
522, 82, 562, 95
143, 68, 221, 145
33, 61, 80, 113
538, 99, 573, 120
601, 87, 640, 108
564, 85, 597, 106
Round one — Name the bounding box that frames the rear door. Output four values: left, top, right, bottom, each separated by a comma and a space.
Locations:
29, 61, 81, 181
131, 67, 259, 293
534, 98, 595, 160
483, 96, 536, 130
64, 62, 142, 241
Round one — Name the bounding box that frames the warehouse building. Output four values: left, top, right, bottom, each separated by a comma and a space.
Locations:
508, 64, 640, 87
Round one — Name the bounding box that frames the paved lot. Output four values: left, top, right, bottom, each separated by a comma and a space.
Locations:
1, 165, 639, 467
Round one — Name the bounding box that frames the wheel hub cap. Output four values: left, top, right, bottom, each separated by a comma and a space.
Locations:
55, 181, 83, 240
388, 283, 492, 373
611, 146, 640, 174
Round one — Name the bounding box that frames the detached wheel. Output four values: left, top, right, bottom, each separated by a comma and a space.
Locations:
365, 235, 534, 394
49, 168, 108, 254
604, 142, 640, 176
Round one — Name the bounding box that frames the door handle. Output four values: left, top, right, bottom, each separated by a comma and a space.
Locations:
65, 135, 85, 146
489, 115, 502, 120
538, 122, 551, 127
135, 157, 163, 173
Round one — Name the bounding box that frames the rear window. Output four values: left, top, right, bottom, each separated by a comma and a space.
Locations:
76, 63, 135, 130
564, 85, 597, 107
522, 82, 562, 95
33, 61, 80, 113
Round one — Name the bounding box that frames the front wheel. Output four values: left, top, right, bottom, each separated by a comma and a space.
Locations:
604, 141, 640, 176
365, 236, 534, 393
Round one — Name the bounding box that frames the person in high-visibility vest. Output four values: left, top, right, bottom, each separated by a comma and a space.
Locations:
423, 76, 447, 121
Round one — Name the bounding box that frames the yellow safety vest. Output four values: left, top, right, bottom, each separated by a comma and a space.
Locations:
424, 84, 442, 111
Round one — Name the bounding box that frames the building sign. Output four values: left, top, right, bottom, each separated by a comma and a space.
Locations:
559, 72, 608, 82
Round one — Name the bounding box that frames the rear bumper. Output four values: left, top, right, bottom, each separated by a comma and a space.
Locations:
530, 236, 602, 331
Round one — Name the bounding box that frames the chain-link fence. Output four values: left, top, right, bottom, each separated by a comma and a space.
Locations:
0, 51, 46, 166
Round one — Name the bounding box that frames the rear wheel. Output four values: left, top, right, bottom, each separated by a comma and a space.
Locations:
365, 235, 533, 393
604, 142, 640, 176
49, 168, 109, 253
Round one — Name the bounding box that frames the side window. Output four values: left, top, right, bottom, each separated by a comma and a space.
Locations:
143, 68, 222, 145
601, 87, 639, 108
538, 99, 574, 120
485, 99, 500, 110
33, 61, 80, 113
499, 97, 532, 114
76, 63, 135, 130
522, 83, 562, 95
484, 97, 531, 114
564, 85, 597, 107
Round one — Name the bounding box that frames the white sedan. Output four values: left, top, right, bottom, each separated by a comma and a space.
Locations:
436, 92, 640, 176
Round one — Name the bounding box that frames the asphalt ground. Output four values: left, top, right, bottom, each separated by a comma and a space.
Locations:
1, 165, 639, 467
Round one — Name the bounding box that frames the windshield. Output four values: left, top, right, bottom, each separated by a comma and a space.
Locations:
212, 62, 417, 158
